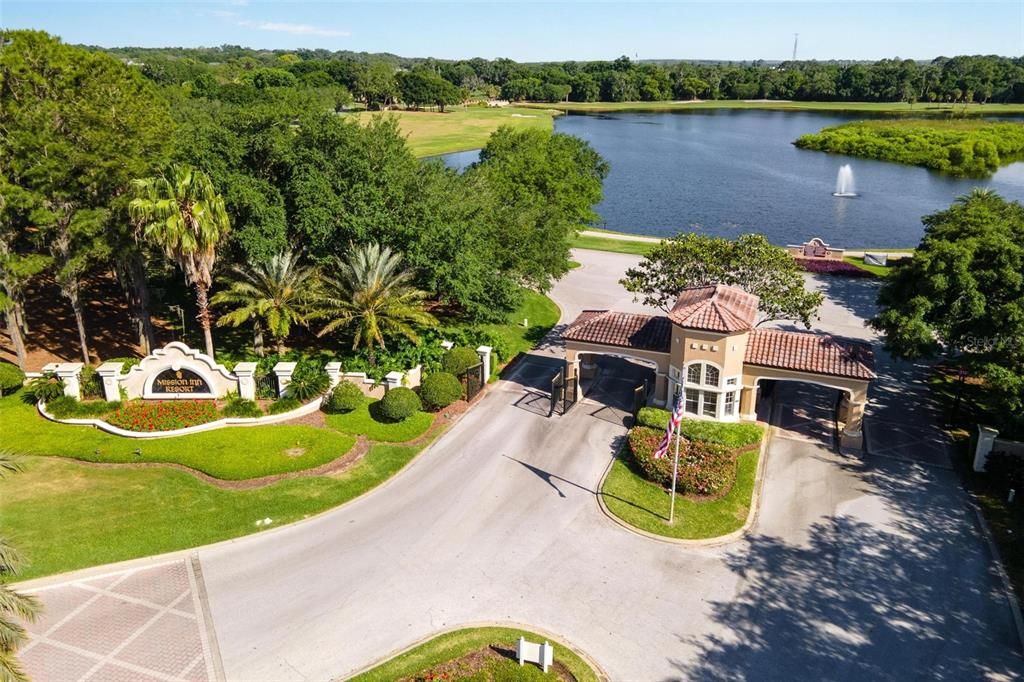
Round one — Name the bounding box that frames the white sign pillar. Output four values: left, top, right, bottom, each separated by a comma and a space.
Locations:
325, 362, 343, 389
383, 371, 404, 391
273, 362, 297, 397
55, 363, 84, 401
516, 637, 553, 673
476, 346, 492, 383
233, 362, 258, 400
96, 362, 124, 402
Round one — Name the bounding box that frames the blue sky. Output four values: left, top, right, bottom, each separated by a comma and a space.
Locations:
2, 1, 1021, 62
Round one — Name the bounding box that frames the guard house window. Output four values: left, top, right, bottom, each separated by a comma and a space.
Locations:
702, 391, 718, 418
687, 364, 701, 384
704, 365, 720, 387
685, 388, 699, 414
724, 392, 736, 416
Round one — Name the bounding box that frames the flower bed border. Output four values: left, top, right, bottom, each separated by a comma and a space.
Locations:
38, 396, 325, 439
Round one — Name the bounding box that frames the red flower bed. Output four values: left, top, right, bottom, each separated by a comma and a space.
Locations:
628, 426, 736, 496
106, 400, 221, 432
795, 257, 875, 277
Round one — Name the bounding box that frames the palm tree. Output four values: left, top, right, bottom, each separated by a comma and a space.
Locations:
211, 250, 319, 356
129, 165, 229, 357
0, 455, 41, 682
312, 242, 436, 366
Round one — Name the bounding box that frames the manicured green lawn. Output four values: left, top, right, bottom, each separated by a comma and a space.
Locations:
568, 259, 582, 269
521, 100, 1024, 115
325, 399, 434, 442
0, 394, 355, 480
600, 449, 759, 539
350, 627, 599, 682
843, 256, 890, 277
572, 233, 657, 256
1, 444, 423, 581
478, 289, 561, 364
355, 106, 558, 157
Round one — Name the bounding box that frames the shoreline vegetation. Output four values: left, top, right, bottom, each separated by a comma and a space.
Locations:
572, 228, 916, 255
521, 100, 1024, 115
795, 119, 1024, 176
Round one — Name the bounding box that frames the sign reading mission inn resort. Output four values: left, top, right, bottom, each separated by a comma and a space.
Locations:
151, 368, 212, 396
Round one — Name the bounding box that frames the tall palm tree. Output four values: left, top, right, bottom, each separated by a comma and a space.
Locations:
129, 165, 229, 358
0, 455, 41, 682
211, 249, 319, 356
312, 242, 436, 366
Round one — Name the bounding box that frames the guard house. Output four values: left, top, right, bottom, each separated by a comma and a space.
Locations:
562, 284, 875, 450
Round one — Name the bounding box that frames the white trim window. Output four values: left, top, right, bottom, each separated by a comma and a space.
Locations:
680, 361, 742, 421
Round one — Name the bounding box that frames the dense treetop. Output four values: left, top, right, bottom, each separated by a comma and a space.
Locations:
92, 45, 1024, 105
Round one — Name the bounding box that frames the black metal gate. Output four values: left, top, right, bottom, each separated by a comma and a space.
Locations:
548, 368, 579, 417
563, 374, 578, 413
460, 362, 485, 402
550, 368, 564, 416
631, 378, 648, 420
255, 373, 278, 399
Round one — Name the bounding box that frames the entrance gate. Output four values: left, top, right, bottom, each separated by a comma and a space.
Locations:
459, 362, 485, 402
548, 368, 579, 417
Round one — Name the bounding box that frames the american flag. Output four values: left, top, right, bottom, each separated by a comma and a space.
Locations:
653, 389, 686, 459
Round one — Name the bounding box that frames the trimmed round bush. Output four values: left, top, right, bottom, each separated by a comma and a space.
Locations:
0, 362, 25, 396
419, 372, 462, 410
79, 366, 103, 400
325, 380, 365, 413
628, 426, 736, 497
440, 347, 480, 376
378, 387, 422, 422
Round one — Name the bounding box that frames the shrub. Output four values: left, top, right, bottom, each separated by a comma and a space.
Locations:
440, 347, 480, 376
636, 408, 763, 448
46, 395, 119, 419
285, 363, 330, 401
627, 425, 737, 496
267, 396, 301, 415
26, 375, 65, 403
0, 362, 24, 396
80, 366, 104, 400
324, 380, 365, 413
419, 372, 463, 410
795, 258, 875, 278
986, 451, 1024, 494
379, 387, 422, 422
103, 356, 140, 371
107, 400, 220, 432
221, 398, 263, 418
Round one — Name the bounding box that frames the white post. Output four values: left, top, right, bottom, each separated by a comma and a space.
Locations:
440, 340, 455, 350
55, 362, 84, 401
96, 362, 124, 402
325, 362, 343, 389
476, 345, 492, 383
517, 637, 525, 666
273, 361, 297, 397
383, 371, 404, 391
974, 425, 1000, 472
233, 362, 258, 400
540, 641, 553, 673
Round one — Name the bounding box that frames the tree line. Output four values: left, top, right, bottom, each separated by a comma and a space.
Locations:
100, 44, 1024, 107
0, 30, 608, 369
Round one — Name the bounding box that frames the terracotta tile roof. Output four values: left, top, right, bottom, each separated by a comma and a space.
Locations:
668, 285, 759, 333
745, 328, 876, 381
563, 311, 672, 353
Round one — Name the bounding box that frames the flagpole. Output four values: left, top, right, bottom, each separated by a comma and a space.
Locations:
669, 419, 681, 524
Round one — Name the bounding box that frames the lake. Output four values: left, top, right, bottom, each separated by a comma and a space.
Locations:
442, 109, 1024, 248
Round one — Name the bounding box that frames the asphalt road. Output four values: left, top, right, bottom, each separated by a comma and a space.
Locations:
196, 249, 1021, 681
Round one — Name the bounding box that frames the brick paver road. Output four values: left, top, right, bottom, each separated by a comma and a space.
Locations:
20, 559, 221, 682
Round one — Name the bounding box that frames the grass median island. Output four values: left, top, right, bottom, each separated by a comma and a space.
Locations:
1, 444, 423, 581
600, 410, 764, 540
571, 234, 657, 256
355, 106, 558, 157
795, 119, 1024, 176
350, 627, 599, 682
0, 393, 356, 480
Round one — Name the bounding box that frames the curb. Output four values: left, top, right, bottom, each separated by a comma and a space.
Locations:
338, 621, 609, 682
594, 420, 772, 547
965, 491, 1024, 658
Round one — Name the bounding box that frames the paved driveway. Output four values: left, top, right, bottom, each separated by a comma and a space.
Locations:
19, 248, 1021, 681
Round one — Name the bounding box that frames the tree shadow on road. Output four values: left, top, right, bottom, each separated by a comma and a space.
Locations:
672, 456, 1022, 681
